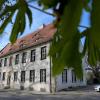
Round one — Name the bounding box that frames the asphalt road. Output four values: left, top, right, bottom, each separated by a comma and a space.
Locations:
0, 90, 99, 100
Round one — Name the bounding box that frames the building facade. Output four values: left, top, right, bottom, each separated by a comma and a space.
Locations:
0, 24, 87, 92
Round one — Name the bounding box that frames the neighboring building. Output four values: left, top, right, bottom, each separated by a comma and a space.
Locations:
0, 24, 87, 92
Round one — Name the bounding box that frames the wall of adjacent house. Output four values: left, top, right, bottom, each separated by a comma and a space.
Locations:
55, 57, 87, 91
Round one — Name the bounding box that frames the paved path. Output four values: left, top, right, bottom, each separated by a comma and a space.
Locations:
0, 89, 99, 100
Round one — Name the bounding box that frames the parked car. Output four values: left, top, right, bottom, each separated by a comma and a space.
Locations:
94, 85, 100, 92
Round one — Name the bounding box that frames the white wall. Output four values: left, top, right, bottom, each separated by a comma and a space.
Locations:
0, 42, 51, 92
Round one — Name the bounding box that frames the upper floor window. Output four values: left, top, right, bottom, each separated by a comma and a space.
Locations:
30, 70, 35, 82
2, 72, 5, 81
21, 71, 25, 83
22, 52, 27, 63
15, 54, 19, 64
72, 70, 77, 83
41, 46, 47, 60
14, 72, 18, 82
9, 56, 13, 66
62, 69, 67, 83
0, 59, 2, 67
30, 50, 36, 62
40, 69, 46, 83
4, 58, 7, 66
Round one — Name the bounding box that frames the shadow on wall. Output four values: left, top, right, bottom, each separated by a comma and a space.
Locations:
4, 58, 50, 92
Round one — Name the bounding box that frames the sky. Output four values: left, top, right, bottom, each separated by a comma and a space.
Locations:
0, 2, 90, 50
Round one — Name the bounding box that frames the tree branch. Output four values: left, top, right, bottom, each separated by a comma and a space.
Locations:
28, 4, 55, 17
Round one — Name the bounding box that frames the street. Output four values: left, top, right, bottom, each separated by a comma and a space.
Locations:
0, 89, 99, 100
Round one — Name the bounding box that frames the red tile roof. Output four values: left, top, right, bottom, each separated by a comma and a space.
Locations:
0, 24, 56, 58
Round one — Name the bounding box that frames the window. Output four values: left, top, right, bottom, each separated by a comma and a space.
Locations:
0, 72, 1, 80
30, 70, 35, 82
2, 72, 5, 81
62, 69, 67, 83
80, 76, 83, 82
15, 54, 19, 64
4, 58, 7, 66
40, 69, 46, 82
9, 56, 13, 66
14, 72, 18, 82
41, 46, 46, 60
30, 50, 36, 62
22, 52, 27, 63
0, 59, 2, 67
21, 71, 25, 82
72, 70, 77, 83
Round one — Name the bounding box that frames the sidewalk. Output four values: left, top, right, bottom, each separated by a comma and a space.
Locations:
0, 85, 95, 95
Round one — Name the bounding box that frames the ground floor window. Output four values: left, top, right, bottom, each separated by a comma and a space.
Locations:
14, 72, 18, 82
40, 69, 46, 83
21, 71, 25, 83
2, 72, 5, 81
72, 70, 77, 83
62, 69, 67, 83
0, 72, 1, 80
30, 70, 35, 82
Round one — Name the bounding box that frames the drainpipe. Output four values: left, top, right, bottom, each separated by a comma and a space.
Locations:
50, 56, 52, 93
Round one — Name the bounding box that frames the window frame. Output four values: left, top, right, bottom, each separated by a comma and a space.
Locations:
15, 54, 19, 65
29, 70, 35, 82
72, 70, 77, 83
30, 49, 36, 62
4, 58, 7, 66
2, 72, 6, 81
9, 56, 13, 66
0, 59, 2, 67
40, 69, 46, 83
14, 71, 18, 82
62, 69, 67, 83
21, 71, 25, 83
41, 46, 47, 60
22, 52, 27, 63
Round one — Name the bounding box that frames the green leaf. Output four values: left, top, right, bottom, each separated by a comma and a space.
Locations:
51, 29, 83, 78
20, 13, 26, 34
60, 0, 83, 42
0, 4, 18, 19
91, 0, 100, 48
0, 11, 15, 34
0, 0, 5, 10
26, 7, 32, 27
10, 10, 21, 43
83, 0, 91, 12
39, 0, 59, 8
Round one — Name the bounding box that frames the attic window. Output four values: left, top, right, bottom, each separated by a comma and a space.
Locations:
32, 33, 40, 38
20, 40, 25, 43
1, 52, 3, 54
19, 43, 26, 48
9, 48, 12, 51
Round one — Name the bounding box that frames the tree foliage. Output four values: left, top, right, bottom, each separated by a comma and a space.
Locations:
0, 0, 100, 78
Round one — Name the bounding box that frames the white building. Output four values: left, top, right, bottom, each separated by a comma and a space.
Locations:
0, 24, 87, 93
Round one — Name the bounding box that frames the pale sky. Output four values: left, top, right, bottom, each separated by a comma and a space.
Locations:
0, 2, 90, 50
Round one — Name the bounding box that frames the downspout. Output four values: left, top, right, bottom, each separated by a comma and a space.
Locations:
50, 56, 52, 93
